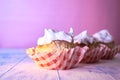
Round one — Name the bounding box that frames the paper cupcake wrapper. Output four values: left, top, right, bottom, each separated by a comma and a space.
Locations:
80, 46, 104, 63
100, 44, 120, 59
26, 46, 86, 70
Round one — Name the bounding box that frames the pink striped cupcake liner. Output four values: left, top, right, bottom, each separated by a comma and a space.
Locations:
80, 46, 104, 63
100, 44, 120, 59
26, 46, 86, 70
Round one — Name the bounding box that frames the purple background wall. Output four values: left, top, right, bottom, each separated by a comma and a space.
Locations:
0, 0, 120, 48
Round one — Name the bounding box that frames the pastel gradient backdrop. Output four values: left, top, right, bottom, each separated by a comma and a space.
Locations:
0, 0, 120, 48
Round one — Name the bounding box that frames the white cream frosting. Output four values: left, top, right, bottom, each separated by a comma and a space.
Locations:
93, 30, 113, 43
74, 30, 95, 44
37, 28, 73, 45
37, 29, 113, 45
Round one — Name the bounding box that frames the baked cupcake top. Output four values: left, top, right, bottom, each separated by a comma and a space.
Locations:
36, 40, 73, 53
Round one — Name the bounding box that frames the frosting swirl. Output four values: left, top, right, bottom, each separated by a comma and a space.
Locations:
93, 30, 113, 43
74, 30, 96, 44
37, 28, 73, 45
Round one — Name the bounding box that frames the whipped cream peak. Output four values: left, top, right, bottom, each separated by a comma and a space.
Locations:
37, 28, 73, 45
93, 29, 113, 43
68, 27, 74, 37
74, 30, 95, 44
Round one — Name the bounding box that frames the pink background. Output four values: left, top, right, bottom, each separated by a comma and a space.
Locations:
0, 0, 120, 48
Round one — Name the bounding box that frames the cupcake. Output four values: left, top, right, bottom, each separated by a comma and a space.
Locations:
26, 28, 86, 70
93, 29, 120, 59
93, 30, 115, 48
74, 30, 98, 48
74, 30, 103, 63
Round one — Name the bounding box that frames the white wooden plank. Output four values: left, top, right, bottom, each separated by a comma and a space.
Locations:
58, 54, 120, 80
0, 57, 59, 80
0, 49, 26, 77
58, 68, 115, 80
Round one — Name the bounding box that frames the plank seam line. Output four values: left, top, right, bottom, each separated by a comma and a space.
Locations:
0, 56, 27, 78
57, 70, 61, 80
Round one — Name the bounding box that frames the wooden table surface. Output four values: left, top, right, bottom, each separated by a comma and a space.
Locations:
0, 49, 120, 80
